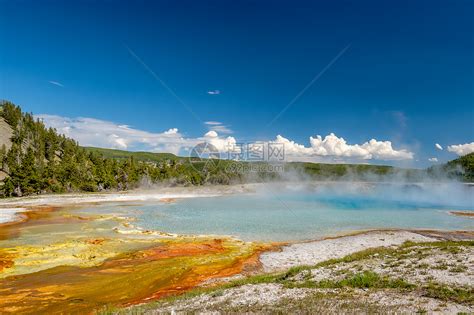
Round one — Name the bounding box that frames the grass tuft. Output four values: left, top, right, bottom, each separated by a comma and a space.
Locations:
285, 271, 415, 290
423, 283, 474, 305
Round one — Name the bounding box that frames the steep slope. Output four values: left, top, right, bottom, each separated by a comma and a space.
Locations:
0, 117, 13, 181
0, 117, 13, 151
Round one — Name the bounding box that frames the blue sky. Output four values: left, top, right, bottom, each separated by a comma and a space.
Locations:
1, 0, 473, 166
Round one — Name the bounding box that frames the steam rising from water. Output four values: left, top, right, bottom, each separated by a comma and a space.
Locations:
1, 170, 472, 238
261, 181, 474, 209
237, 160, 473, 210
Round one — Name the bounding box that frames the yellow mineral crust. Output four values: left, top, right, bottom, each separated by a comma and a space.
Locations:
0, 238, 268, 314
0, 204, 271, 314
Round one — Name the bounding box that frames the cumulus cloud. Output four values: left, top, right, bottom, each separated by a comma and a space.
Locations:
204, 121, 233, 134
271, 133, 413, 160
48, 81, 64, 87
203, 130, 238, 153
36, 114, 414, 162
428, 157, 438, 162
204, 130, 218, 138
447, 142, 474, 156
273, 135, 313, 156
164, 128, 178, 135
435, 143, 443, 150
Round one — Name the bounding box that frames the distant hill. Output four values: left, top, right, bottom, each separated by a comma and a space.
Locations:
84, 147, 179, 163
83, 147, 426, 182
286, 161, 425, 181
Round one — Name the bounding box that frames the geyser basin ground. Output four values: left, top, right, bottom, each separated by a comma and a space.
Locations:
0, 182, 472, 313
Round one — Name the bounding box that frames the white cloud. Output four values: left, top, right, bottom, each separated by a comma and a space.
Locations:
204, 121, 233, 134
48, 81, 64, 87
207, 90, 220, 95
435, 143, 443, 150
251, 133, 413, 161
36, 114, 194, 154
309, 134, 371, 159
447, 142, 474, 156
36, 114, 414, 162
203, 130, 237, 153
105, 134, 126, 149
428, 157, 438, 162
204, 130, 218, 138
307, 133, 413, 160
273, 135, 313, 156
209, 125, 233, 134
164, 128, 178, 135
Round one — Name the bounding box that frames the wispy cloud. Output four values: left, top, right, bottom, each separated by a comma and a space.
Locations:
48, 81, 64, 87
435, 143, 443, 150
390, 110, 407, 129
204, 121, 233, 134
35, 114, 194, 154
207, 90, 220, 95
428, 157, 438, 162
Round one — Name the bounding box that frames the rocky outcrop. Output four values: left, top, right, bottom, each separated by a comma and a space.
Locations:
0, 117, 12, 151
0, 117, 13, 181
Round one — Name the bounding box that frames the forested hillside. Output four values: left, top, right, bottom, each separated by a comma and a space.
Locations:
0, 101, 212, 197
428, 152, 474, 182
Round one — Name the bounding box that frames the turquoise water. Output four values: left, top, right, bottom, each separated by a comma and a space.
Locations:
83, 183, 474, 242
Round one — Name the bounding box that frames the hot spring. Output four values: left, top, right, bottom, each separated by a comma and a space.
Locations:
75, 182, 474, 242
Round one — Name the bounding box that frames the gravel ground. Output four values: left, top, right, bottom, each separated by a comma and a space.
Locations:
305, 244, 474, 287
147, 284, 472, 314
260, 230, 437, 272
